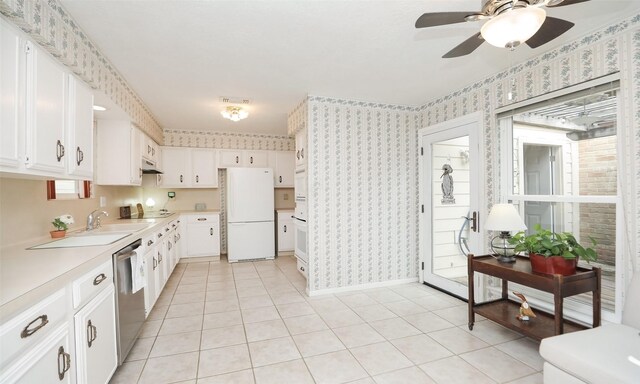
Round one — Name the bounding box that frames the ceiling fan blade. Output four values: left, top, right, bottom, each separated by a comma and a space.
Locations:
525, 17, 574, 49
546, 0, 590, 8
443, 33, 485, 58
415, 12, 476, 28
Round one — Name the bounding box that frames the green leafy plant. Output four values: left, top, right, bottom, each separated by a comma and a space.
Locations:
508, 224, 598, 262
51, 214, 74, 231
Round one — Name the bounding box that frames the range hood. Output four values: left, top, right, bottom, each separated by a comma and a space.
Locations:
141, 159, 163, 174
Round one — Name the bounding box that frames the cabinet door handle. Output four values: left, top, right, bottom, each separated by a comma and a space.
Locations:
153, 257, 157, 270
301, 148, 304, 159
148, 145, 152, 154
147, 239, 154, 246
168, 242, 172, 250
87, 319, 97, 347
284, 225, 287, 233
57, 346, 71, 380
93, 273, 107, 286
152, 147, 155, 156
158, 233, 163, 238
235, 155, 239, 163
279, 176, 282, 183
180, 175, 183, 183
196, 175, 199, 183
250, 156, 253, 164
20, 314, 49, 338
471, 211, 479, 233
158, 252, 162, 262
56, 140, 65, 162
210, 228, 213, 236
296, 150, 300, 160
197, 218, 207, 221
76, 146, 84, 166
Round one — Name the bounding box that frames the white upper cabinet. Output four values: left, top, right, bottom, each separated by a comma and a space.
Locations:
0, 19, 21, 169
271, 151, 295, 187
191, 148, 218, 187
96, 120, 143, 186
0, 19, 94, 180
159, 147, 218, 188
242, 150, 269, 167
160, 147, 189, 187
141, 133, 160, 163
66, 75, 94, 178
295, 128, 307, 170
24, 41, 67, 175
218, 149, 243, 168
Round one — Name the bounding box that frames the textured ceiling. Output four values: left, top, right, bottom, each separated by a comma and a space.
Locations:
59, 0, 640, 136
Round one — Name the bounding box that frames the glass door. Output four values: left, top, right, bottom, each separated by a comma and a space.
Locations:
419, 117, 482, 299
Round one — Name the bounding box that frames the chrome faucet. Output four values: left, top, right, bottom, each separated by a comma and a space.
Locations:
86, 209, 108, 231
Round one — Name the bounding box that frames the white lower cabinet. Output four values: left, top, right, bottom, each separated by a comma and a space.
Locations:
277, 211, 294, 253
73, 285, 117, 384
185, 214, 220, 257
144, 245, 158, 316
0, 324, 72, 384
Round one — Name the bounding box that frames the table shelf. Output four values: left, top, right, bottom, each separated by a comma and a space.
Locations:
473, 299, 586, 341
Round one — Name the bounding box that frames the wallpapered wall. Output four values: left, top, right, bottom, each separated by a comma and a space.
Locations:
0, 0, 163, 143
164, 130, 294, 151
291, 15, 640, 293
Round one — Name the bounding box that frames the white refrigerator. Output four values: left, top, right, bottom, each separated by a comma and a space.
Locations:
226, 168, 275, 262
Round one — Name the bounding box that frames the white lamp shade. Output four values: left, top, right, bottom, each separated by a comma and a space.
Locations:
480, 7, 546, 48
484, 204, 527, 232
145, 197, 156, 208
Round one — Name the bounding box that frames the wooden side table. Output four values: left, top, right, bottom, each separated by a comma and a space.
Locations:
467, 254, 601, 341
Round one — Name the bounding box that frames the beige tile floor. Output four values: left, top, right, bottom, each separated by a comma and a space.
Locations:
110, 256, 544, 384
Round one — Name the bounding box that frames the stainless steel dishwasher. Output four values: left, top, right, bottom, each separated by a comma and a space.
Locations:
112, 238, 145, 365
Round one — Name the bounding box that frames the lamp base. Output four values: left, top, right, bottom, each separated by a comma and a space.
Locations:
491, 231, 517, 263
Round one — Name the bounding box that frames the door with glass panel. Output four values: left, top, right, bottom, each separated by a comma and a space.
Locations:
419, 115, 482, 299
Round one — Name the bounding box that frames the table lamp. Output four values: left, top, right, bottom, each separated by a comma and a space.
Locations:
484, 203, 527, 263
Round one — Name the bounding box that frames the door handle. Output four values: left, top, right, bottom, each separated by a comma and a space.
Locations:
57, 346, 71, 380
284, 225, 287, 233
470, 211, 479, 232
279, 176, 282, 183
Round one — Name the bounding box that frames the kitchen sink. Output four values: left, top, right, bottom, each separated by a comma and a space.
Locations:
78, 223, 151, 234
28, 232, 132, 249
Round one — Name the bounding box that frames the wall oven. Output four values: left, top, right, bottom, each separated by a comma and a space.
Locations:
294, 169, 306, 202
293, 202, 308, 277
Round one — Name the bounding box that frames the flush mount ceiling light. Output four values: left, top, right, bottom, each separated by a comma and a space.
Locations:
480, 7, 546, 49
221, 106, 249, 122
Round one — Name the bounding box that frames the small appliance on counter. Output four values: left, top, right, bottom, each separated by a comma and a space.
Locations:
119, 206, 132, 219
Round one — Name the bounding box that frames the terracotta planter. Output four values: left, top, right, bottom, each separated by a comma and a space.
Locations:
529, 252, 577, 276
50, 230, 66, 238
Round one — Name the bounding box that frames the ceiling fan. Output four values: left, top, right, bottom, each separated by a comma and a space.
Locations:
416, 0, 590, 58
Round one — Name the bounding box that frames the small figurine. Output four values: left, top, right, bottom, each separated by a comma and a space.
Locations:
441, 163, 455, 204
513, 291, 536, 321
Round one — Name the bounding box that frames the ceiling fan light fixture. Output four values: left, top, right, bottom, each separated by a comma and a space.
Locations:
480, 7, 546, 48
221, 106, 249, 122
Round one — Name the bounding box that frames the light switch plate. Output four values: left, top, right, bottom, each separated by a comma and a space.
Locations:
99, 196, 106, 207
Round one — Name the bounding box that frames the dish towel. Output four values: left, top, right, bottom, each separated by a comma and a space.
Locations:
130, 248, 146, 293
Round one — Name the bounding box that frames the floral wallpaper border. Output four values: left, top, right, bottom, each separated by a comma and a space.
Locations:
0, 0, 163, 143
164, 130, 294, 151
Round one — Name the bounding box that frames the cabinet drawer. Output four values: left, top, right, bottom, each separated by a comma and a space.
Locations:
185, 214, 219, 224
72, 259, 112, 309
296, 257, 308, 279
0, 289, 67, 367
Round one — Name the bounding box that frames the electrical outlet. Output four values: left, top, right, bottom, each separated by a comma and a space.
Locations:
168, 191, 176, 199
283, 193, 289, 200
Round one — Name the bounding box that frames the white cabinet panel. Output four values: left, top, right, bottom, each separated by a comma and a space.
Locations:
274, 152, 295, 187
0, 324, 72, 384
242, 151, 269, 167
295, 128, 307, 170
25, 41, 67, 175
191, 149, 218, 187
96, 120, 143, 186
185, 214, 220, 257
66, 75, 93, 178
74, 285, 117, 384
218, 150, 243, 168
160, 147, 189, 187
0, 20, 21, 169
277, 212, 294, 252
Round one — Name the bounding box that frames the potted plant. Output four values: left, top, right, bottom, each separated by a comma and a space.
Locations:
50, 214, 74, 238
508, 224, 598, 275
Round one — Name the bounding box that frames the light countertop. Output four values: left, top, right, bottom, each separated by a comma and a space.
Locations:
0, 213, 187, 320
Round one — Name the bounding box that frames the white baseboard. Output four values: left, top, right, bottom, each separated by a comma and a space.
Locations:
307, 277, 419, 297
